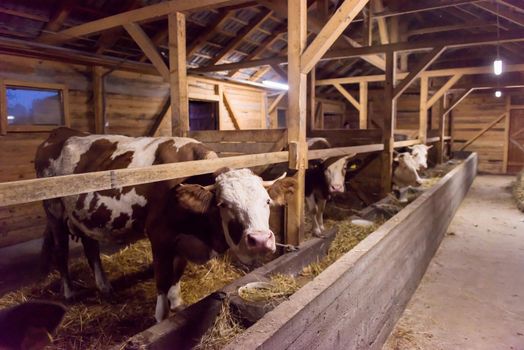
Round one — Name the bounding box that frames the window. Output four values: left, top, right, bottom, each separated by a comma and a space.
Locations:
1, 80, 69, 134
189, 100, 218, 131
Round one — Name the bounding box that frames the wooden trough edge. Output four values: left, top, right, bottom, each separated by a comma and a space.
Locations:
224, 153, 478, 350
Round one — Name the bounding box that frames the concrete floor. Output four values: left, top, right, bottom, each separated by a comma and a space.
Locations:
384, 175, 524, 350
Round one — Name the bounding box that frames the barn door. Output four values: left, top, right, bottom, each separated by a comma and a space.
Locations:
507, 108, 524, 174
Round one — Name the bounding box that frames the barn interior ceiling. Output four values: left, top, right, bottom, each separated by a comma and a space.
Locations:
0, 0, 523, 99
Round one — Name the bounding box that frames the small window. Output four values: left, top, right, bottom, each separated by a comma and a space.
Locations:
277, 109, 287, 129
1, 80, 69, 134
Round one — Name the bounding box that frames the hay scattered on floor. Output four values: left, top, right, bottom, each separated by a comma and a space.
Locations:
195, 301, 244, 350
513, 170, 524, 212
238, 274, 300, 304
0, 240, 245, 349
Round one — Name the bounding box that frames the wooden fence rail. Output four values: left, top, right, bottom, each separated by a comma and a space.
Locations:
0, 144, 385, 208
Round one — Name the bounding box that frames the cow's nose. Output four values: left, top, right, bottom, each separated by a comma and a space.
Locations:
246, 231, 275, 252
330, 185, 344, 193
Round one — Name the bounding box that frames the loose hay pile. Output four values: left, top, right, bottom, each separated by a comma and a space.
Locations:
195, 301, 244, 350
238, 274, 300, 304
0, 240, 244, 349
513, 170, 524, 212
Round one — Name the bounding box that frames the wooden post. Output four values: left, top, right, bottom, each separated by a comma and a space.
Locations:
286, 0, 307, 246
503, 95, 511, 173
380, 50, 396, 196
359, 81, 368, 129
307, 67, 316, 132
92, 66, 105, 134
169, 12, 189, 137
437, 94, 447, 163
0, 81, 6, 135
419, 75, 428, 142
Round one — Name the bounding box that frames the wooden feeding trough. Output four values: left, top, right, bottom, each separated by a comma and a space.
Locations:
118, 153, 477, 350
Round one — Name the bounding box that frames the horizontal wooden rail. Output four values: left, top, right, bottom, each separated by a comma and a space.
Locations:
393, 139, 421, 148
308, 144, 384, 159
0, 151, 289, 207
426, 136, 441, 143
189, 129, 287, 143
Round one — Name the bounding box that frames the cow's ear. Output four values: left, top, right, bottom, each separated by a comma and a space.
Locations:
174, 184, 215, 214
426, 145, 433, 150
213, 167, 231, 178
268, 177, 297, 206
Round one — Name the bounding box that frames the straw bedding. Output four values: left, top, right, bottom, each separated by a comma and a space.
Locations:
513, 170, 524, 212
0, 240, 244, 349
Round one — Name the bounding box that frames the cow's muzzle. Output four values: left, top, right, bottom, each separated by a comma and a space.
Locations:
329, 184, 345, 193
245, 230, 276, 253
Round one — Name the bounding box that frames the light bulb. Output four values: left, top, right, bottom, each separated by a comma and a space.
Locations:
494, 59, 502, 75
495, 90, 502, 98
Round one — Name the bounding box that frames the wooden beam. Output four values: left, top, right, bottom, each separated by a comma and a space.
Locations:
407, 21, 497, 37
0, 82, 6, 135
169, 13, 189, 137
419, 75, 428, 142
333, 83, 360, 110
208, 9, 273, 66
426, 74, 463, 108
223, 92, 242, 129
138, 29, 168, 61
442, 88, 473, 116
124, 22, 170, 82
359, 81, 368, 129
39, 0, 248, 44
363, 3, 373, 46
393, 46, 446, 99
149, 100, 172, 137
381, 50, 396, 196
459, 112, 507, 151
340, 36, 386, 70
474, 2, 524, 28
372, 0, 483, 19
269, 92, 286, 114
187, 10, 232, 57
503, 96, 511, 173
41, 0, 74, 33
287, 0, 307, 246
270, 64, 288, 80
92, 66, 105, 134
437, 94, 447, 163
372, 0, 389, 44
190, 56, 284, 73
300, 0, 370, 74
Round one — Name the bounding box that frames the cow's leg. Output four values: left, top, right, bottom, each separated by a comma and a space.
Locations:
81, 235, 112, 295
317, 198, 327, 232
174, 234, 216, 264
398, 187, 408, 203
152, 246, 174, 322
51, 222, 75, 299
167, 256, 187, 311
306, 194, 322, 237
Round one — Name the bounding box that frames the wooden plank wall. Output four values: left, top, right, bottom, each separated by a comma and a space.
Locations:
0, 54, 268, 248
368, 90, 420, 132
451, 91, 506, 173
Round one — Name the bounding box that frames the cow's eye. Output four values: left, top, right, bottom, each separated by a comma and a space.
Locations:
266, 199, 271, 205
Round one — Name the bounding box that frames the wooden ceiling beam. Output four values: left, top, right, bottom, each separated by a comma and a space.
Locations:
473, 2, 524, 28
39, 0, 250, 44
42, 0, 75, 33
0, 7, 48, 22
407, 21, 498, 37
187, 10, 232, 57
207, 8, 273, 65
301, 0, 371, 74
370, 0, 482, 20
123, 22, 169, 81
372, 0, 389, 44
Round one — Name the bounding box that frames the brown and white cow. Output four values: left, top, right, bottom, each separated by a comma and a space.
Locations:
35, 127, 296, 322
409, 144, 433, 171
305, 138, 355, 236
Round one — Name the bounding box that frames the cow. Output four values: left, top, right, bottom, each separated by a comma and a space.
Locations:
409, 144, 433, 171
305, 138, 356, 237
0, 301, 66, 350
35, 127, 296, 322
392, 152, 424, 203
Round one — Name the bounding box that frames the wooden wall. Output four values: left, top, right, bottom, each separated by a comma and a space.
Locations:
0, 54, 268, 248
450, 91, 506, 173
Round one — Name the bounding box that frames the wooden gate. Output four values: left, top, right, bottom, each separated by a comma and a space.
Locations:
508, 109, 524, 174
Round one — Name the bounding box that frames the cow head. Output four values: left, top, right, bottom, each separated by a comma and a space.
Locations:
409, 144, 432, 170
174, 168, 296, 264
393, 152, 423, 187
321, 154, 356, 194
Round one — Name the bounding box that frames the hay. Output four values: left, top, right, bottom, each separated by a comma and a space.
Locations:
195, 301, 245, 350
0, 240, 245, 349
513, 170, 524, 212
238, 274, 300, 304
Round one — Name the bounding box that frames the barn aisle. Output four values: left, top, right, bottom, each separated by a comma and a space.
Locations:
384, 175, 524, 350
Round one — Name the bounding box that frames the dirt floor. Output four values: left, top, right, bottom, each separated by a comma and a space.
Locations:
384, 175, 524, 350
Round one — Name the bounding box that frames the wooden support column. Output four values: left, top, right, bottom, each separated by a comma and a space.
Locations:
169, 12, 189, 137
437, 94, 447, 163
503, 95, 511, 173
0, 82, 6, 135
92, 66, 105, 134
359, 81, 368, 129
307, 67, 316, 132
419, 75, 428, 142
380, 50, 396, 196
286, 0, 307, 246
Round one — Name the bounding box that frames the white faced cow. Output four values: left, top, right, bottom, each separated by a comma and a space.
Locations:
393, 152, 424, 203
35, 127, 296, 322
409, 144, 433, 171
305, 138, 355, 236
